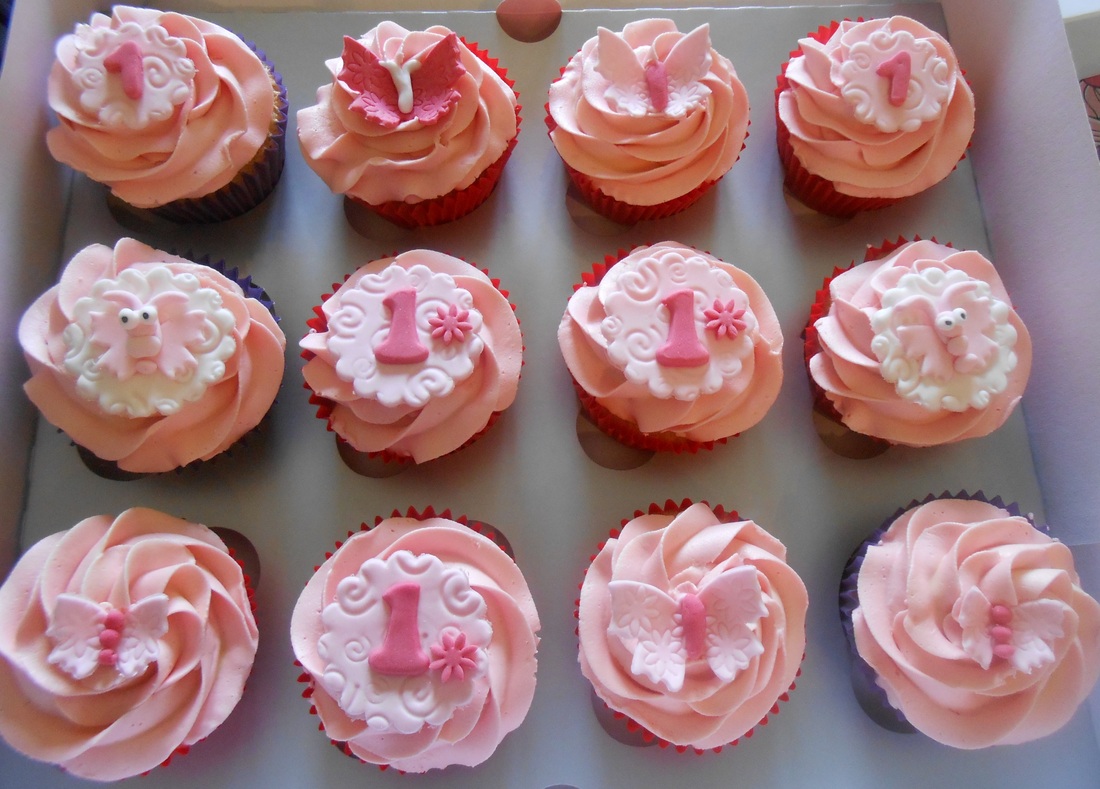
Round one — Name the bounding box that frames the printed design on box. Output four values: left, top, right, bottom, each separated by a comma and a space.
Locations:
594, 23, 712, 117
70, 19, 196, 129
338, 31, 465, 129
317, 550, 491, 733
835, 28, 952, 133
870, 263, 1018, 412
598, 248, 758, 400
326, 264, 485, 408
607, 564, 768, 693
62, 265, 238, 418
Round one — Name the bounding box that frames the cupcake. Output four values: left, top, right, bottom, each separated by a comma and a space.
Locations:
297, 22, 520, 229
1082, 75, 1100, 159
577, 500, 807, 750
558, 241, 783, 454
804, 238, 1031, 449
300, 249, 522, 470
547, 19, 749, 223
775, 16, 974, 217
0, 508, 259, 781
290, 507, 540, 772
46, 6, 288, 223
840, 492, 1100, 748
18, 237, 287, 477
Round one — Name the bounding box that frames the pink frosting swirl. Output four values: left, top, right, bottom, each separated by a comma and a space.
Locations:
18, 238, 286, 473
852, 498, 1100, 747
290, 515, 540, 772
578, 502, 807, 749
0, 509, 258, 781
300, 250, 522, 463
46, 6, 278, 208
808, 239, 1031, 446
559, 242, 783, 443
297, 22, 519, 204
548, 19, 749, 206
777, 16, 974, 199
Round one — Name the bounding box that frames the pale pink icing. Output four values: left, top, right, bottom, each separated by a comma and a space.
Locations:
297, 22, 519, 204
300, 250, 522, 463
46, 6, 277, 208
290, 516, 540, 772
558, 242, 783, 442
808, 240, 1031, 446
777, 16, 974, 199
0, 509, 258, 781
852, 498, 1100, 748
578, 503, 807, 748
18, 238, 286, 473
548, 19, 749, 206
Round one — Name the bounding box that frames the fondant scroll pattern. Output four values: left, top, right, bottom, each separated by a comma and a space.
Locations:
870, 264, 1018, 412
62, 265, 238, 418
71, 20, 195, 129
835, 28, 952, 133
326, 264, 485, 409
607, 564, 768, 693
599, 249, 757, 400
317, 551, 491, 735
595, 23, 712, 117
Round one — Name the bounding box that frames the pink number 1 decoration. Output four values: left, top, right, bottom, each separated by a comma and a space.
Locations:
656, 288, 710, 367
368, 582, 430, 676
876, 50, 912, 107
374, 288, 429, 365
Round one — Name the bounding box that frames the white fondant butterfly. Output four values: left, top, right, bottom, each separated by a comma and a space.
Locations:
607, 564, 768, 693
595, 23, 713, 117
46, 593, 170, 680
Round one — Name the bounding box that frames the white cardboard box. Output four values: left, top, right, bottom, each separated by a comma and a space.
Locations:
1, 2, 1098, 787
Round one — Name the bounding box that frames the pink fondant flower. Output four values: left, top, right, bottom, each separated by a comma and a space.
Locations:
429, 630, 479, 682
429, 303, 474, 344
703, 299, 748, 339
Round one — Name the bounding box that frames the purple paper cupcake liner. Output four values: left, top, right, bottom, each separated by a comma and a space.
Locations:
149, 43, 288, 224
838, 490, 1046, 731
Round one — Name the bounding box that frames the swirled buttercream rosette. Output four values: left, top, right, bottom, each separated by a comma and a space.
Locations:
0, 508, 259, 781
577, 500, 807, 751
300, 250, 522, 471
297, 23, 520, 229
803, 237, 1031, 452
558, 242, 783, 456
839, 491, 1100, 748
18, 238, 286, 477
291, 507, 540, 772
775, 16, 974, 217
47, 5, 288, 223
546, 19, 750, 224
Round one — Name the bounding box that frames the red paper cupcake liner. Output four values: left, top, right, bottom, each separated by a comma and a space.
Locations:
352, 38, 521, 229
576, 499, 803, 753
567, 248, 729, 454
149, 43, 288, 223
301, 256, 522, 468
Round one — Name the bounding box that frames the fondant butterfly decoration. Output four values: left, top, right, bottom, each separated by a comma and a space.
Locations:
891, 280, 1002, 380
46, 593, 170, 680
607, 564, 768, 693
87, 289, 210, 381
338, 33, 466, 129
595, 23, 713, 117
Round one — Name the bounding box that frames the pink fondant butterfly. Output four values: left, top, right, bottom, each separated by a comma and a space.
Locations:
46, 593, 170, 680
892, 280, 1002, 380
338, 32, 466, 129
595, 23, 713, 117
607, 564, 767, 693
